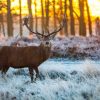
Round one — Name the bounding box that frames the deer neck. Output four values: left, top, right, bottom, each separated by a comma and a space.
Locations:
40, 43, 51, 62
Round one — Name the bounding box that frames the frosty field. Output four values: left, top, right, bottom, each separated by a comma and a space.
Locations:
0, 59, 100, 100
0, 36, 100, 100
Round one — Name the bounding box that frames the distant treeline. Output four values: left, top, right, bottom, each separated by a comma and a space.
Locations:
0, 0, 94, 37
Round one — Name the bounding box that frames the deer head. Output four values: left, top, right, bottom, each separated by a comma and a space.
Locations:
23, 15, 65, 48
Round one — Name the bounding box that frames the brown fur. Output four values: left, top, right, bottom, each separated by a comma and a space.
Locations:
0, 44, 51, 82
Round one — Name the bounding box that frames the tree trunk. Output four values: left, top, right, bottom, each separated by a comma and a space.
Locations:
34, 1, 38, 33
64, 0, 68, 36
0, 14, 5, 36
45, 0, 49, 35
41, 0, 44, 34
27, 0, 33, 34
85, 0, 92, 36
79, 0, 86, 36
19, 0, 22, 36
69, 0, 75, 36
7, 0, 13, 37
53, 0, 56, 28
59, 0, 63, 35
0, 1, 6, 36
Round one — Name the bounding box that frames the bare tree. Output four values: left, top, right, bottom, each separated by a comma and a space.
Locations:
0, 13, 5, 36
85, 0, 92, 36
27, 0, 33, 34
69, 0, 75, 36
0, 1, 6, 36
41, 0, 44, 34
7, 0, 13, 36
34, 1, 38, 33
53, 0, 57, 28
64, 0, 68, 36
79, 0, 86, 36
59, 0, 63, 35
19, 0, 22, 36
45, 0, 50, 35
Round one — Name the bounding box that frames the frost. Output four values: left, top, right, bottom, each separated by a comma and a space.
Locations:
0, 59, 100, 100
0, 35, 100, 99
0, 36, 100, 59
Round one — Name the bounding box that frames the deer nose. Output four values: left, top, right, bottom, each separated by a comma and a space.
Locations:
46, 42, 49, 45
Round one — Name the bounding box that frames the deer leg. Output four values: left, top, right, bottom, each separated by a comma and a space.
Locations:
0, 66, 2, 71
35, 67, 39, 80
29, 67, 34, 83
1, 66, 9, 79
1, 66, 9, 74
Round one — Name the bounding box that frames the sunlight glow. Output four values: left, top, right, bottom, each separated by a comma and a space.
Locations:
88, 0, 100, 17
10, 0, 100, 17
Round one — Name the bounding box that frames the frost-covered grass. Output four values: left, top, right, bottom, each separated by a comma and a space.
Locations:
51, 36, 100, 59
0, 36, 100, 59
0, 35, 100, 99
0, 59, 100, 100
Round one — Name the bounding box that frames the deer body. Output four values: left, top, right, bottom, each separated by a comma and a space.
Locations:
0, 44, 51, 82
0, 15, 65, 82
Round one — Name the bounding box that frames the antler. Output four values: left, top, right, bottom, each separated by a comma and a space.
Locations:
23, 15, 65, 39
23, 17, 45, 37
45, 17, 65, 38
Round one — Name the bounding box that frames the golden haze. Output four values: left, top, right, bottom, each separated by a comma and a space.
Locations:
1, 0, 100, 17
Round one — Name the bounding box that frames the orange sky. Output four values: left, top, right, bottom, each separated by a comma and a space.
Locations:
10, 0, 100, 17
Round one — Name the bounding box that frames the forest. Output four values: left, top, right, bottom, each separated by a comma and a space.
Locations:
0, 0, 99, 37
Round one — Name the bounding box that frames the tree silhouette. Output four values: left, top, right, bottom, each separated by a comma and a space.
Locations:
85, 0, 92, 36
79, 0, 86, 36
0, 2, 5, 36
19, 0, 22, 36
7, 0, 13, 36
34, 1, 38, 33
59, 0, 63, 35
53, 0, 57, 28
27, 0, 33, 34
69, 0, 75, 36
45, 0, 50, 35
64, 0, 68, 36
41, 0, 44, 34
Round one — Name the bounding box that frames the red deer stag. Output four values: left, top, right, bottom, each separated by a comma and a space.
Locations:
0, 16, 65, 82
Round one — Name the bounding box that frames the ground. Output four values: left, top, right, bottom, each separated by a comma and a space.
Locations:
0, 36, 100, 100
0, 59, 100, 100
